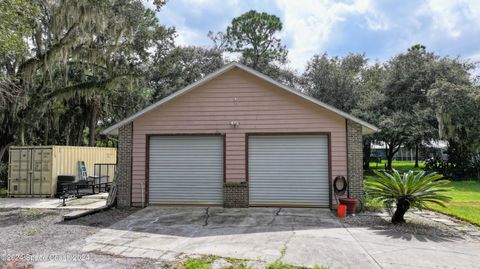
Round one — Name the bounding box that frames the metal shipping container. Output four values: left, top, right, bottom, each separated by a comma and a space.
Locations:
8, 146, 116, 197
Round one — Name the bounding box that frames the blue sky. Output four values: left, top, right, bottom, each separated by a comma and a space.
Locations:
146, 0, 480, 72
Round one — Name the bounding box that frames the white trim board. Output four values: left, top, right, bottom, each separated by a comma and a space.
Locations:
102, 62, 379, 135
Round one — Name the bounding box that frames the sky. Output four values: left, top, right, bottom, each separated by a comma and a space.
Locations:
145, 0, 480, 72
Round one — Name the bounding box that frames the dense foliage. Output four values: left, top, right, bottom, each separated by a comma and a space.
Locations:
1, 4, 479, 181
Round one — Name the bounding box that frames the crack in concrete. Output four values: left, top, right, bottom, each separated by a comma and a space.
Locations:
203, 207, 210, 226
278, 227, 295, 262
268, 208, 283, 226
275, 208, 282, 216
341, 223, 384, 269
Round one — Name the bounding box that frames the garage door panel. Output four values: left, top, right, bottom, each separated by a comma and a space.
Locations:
249, 135, 329, 207
149, 136, 223, 205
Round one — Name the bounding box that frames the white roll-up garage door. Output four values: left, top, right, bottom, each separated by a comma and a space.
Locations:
248, 135, 329, 207
149, 135, 223, 205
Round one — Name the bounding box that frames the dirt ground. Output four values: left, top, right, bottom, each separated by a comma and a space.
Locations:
0, 208, 160, 269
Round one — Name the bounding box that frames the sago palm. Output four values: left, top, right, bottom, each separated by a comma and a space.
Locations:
365, 169, 452, 224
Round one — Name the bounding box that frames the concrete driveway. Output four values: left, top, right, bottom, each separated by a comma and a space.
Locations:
84, 207, 480, 268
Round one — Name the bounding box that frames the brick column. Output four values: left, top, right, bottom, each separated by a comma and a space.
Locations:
223, 182, 249, 208
223, 133, 248, 207
117, 123, 132, 207
347, 120, 363, 200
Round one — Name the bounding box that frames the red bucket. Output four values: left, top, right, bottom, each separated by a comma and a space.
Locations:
337, 204, 347, 218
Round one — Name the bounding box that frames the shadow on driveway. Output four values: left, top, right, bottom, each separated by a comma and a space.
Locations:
60, 206, 459, 242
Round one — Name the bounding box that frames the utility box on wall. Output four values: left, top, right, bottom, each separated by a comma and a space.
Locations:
8, 146, 117, 197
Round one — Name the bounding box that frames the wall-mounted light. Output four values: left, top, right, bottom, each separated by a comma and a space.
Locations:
230, 121, 240, 128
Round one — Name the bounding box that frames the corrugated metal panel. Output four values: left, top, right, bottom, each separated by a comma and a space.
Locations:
8, 148, 37, 196
248, 135, 329, 207
149, 136, 223, 205
31, 148, 53, 195
52, 146, 117, 181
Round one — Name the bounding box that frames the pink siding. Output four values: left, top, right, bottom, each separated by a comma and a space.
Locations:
131, 68, 347, 204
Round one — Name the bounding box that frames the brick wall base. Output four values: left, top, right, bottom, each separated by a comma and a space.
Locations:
347, 120, 364, 200
223, 181, 249, 208
117, 123, 133, 208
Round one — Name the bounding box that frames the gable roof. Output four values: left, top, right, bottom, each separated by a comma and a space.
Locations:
102, 62, 379, 135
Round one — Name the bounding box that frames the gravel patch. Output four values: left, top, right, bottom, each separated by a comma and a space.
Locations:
341, 210, 476, 239
0, 208, 161, 269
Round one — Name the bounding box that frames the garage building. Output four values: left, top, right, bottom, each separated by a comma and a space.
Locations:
102, 62, 378, 208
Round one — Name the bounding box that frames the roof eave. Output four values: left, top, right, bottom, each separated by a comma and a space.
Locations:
101, 62, 239, 135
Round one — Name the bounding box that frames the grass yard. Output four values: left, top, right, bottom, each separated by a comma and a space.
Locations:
179, 256, 328, 269
368, 160, 425, 172
365, 160, 425, 180
0, 188, 7, 198
428, 181, 480, 226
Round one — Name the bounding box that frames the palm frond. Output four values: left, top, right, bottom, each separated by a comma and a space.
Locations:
365, 169, 452, 211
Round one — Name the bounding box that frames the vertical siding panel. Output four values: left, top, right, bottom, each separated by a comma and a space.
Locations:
225, 133, 246, 182
130, 68, 348, 204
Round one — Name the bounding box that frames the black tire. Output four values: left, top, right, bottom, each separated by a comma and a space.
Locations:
355, 199, 364, 214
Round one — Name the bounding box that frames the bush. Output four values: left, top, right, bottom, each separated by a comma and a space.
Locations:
365, 169, 452, 224
425, 151, 480, 180
364, 195, 385, 212
0, 161, 7, 188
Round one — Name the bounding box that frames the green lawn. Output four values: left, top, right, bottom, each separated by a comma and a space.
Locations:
0, 188, 7, 198
365, 160, 425, 180
429, 181, 480, 226
180, 256, 328, 269
368, 160, 425, 172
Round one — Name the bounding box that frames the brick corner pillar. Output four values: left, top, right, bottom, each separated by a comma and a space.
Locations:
347, 120, 364, 201
223, 181, 249, 208
117, 123, 133, 208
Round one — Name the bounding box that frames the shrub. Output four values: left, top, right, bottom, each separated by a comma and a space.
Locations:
364, 194, 384, 212
0, 161, 7, 188
365, 169, 451, 224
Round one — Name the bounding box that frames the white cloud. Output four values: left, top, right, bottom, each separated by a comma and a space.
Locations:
276, 0, 389, 71
365, 13, 390, 31
418, 1, 480, 39
174, 27, 206, 46
151, 0, 480, 72
156, 0, 242, 46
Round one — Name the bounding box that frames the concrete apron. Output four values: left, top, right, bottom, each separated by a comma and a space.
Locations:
84, 207, 480, 269
84, 207, 378, 268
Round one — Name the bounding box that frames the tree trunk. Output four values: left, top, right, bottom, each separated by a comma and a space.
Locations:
0, 143, 12, 162
19, 124, 25, 146
414, 144, 419, 168
387, 157, 393, 171
386, 146, 394, 170
43, 118, 49, 145
392, 198, 410, 224
88, 106, 97, 147
386, 143, 402, 171
363, 139, 371, 170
